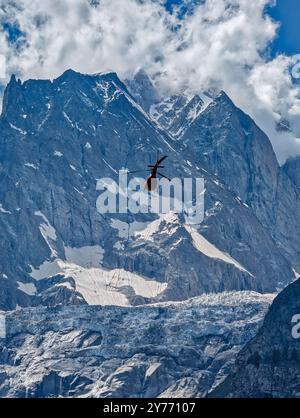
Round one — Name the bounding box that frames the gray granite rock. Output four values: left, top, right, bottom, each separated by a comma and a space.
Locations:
211, 278, 300, 398
0, 70, 295, 310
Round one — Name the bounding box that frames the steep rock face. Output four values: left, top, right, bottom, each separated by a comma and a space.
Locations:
0, 70, 295, 310
282, 156, 300, 189
211, 279, 300, 398
182, 92, 279, 208
150, 93, 213, 139
129, 72, 300, 270
150, 95, 191, 133
180, 92, 300, 269
125, 70, 160, 113
0, 291, 273, 398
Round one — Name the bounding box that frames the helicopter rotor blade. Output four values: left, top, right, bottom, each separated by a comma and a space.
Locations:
127, 170, 149, 174
157, 155, 168, 166
158, 172, 171, 181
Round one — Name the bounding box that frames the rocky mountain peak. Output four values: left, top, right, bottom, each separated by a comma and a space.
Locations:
0, 68, 296, 312
125, 69, 160, 112
0, 67, 299, 398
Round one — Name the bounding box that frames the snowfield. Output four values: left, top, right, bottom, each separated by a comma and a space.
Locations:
30, 246, 167, 306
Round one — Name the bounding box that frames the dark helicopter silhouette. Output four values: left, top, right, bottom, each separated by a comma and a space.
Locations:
128, 152, 170, 191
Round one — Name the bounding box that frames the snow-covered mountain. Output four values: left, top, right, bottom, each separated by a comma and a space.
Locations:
125, 69, 160, 113
150, 93, 213, 139
0, 68, 299, 398
127, 70, 215, 139
179, 92, 300, 269
0, 69, 295, 311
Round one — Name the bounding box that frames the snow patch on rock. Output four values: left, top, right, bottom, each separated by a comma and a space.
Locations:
184, 225, 254, 277
17, 281, 37, 296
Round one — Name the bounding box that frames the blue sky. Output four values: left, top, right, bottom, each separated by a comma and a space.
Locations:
267, 0, 300, 56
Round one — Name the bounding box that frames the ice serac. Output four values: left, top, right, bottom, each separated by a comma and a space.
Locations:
0, 69, 295, 310
0, 291, 273, 398
211, 279, 300, 398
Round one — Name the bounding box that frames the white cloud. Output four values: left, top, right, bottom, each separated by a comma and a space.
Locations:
0, 28, 9, 79
0, 0, 300, 162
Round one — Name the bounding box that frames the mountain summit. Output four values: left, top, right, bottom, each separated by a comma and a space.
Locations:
0, 69, 296, 311
0, 68, 299, 398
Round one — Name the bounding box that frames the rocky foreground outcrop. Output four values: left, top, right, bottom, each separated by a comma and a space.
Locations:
211, 278, 300, 398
